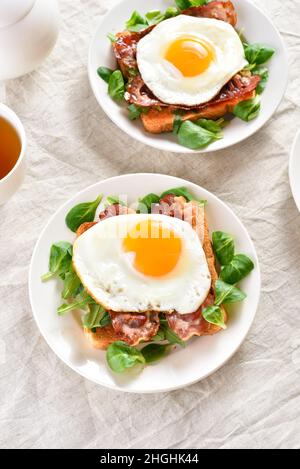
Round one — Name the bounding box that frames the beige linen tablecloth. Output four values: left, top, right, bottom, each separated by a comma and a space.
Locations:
1, 0, 300, 449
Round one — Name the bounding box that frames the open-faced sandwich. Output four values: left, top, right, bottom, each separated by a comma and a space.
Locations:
97, 0, 275, 150
42, 187, 254, 374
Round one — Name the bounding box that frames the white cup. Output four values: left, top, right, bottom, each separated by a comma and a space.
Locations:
0, 103, 26, 204
0, 0, 60, 80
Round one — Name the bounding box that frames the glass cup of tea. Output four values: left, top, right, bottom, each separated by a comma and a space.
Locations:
0, 103, 26, 204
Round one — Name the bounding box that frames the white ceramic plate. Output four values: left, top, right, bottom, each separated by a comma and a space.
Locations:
289, 130, 300, 211
29, 174, 261, 393
88, 0, 288, 153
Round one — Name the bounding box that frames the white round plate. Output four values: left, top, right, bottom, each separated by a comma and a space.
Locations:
289, 129, 300, 211
88, 0, 288, 153
29, 174, 261, 393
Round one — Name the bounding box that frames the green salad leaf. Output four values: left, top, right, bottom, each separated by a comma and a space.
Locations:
189, 0, 209, 6
160, 186, 206, 204
127, 104, 148, 120
107, 32, 117, 43
137, 187, 206, 212
82, 304, 111, 329
202, 305, 227, 330
62, 269, 82, 299
212, 231, 235, 266
126, 10, 148, 32
177, 119, 223, 150
108, 70, 125, 101
233, 96, 261, 122
244, 43, 275, 65
173, 114, 183, 135
106, 341, 145, 373
41, 242, 73, 281
196, 118, 224, 134
160, 319, 186, 347
128, 104, 143, 120
65, 194, 103, 232
138, 193, 160, 213
176, 0, 208, 9
125, 6, 179, 32
151, 328, 166, 342
220, 254, 255, 285
253, 67, 269, 94
137, 187, 207, 212
243, 63, 257, 72
97, 68, 125, 102
57, 292, 95, 316
106, 195, 126, 206
175, 0, 191, 9
97, 66, 113, 84
141, 343, 170, 364
145, 10, 165, 25
175, 0, 208, 10
215, 280, 246, 305
164, 6, 179, 19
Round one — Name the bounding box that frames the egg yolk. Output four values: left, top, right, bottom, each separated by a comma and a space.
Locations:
165, 36, 214, 77
123, 220, 182, 277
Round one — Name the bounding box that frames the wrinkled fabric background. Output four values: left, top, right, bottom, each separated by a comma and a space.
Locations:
0, 0, 299, 449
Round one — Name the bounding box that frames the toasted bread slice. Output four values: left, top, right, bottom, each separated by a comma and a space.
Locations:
202, 212, 227, 334
82, 208, 226, 349
141, 91, 256, 134
84, 325, 117, 350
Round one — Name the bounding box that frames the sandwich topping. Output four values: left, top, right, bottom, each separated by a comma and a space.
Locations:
42, 187, 254, 374
97, 0, 275, 150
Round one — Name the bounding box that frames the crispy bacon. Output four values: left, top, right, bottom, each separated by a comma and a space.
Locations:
110, 311, 160, 346
99, 203, 135, 220
75, 205, 136, 237
113, 27, 154, 78
152, 194, 186, 217
166, 293, 221, 341
125, 75, 164, 107
127, 73, 260, 110
201, 73, 261, 109
182, 1, 237, 26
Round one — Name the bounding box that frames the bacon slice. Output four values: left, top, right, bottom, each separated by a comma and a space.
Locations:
129, 73, 260, 109
166, 293, 220, 341
183, 1, 237, 26
75, 205, 136, 237
110, 311, 160, 346
99, 203, 135, 220
113, 27, 154, 79
125, 75, 164, 107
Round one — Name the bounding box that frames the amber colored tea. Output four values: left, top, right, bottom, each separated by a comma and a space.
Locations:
0, 117, 22, 180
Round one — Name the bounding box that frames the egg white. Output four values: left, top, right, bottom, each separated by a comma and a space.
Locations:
72, 214, 211, 314
136, 15, 248, 106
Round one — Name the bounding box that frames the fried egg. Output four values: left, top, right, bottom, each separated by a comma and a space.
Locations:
136, 15, 247, 106
72, 214, 211, 314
